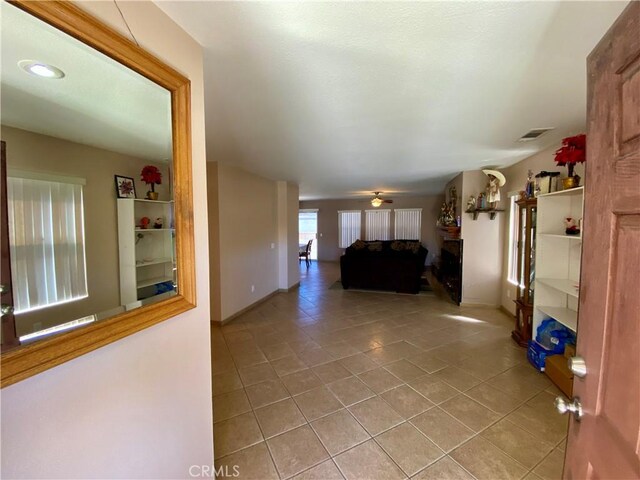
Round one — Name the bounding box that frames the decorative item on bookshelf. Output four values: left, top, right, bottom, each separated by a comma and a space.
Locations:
555, 134, 586, 189
534, 171, 561, 196
139, 216, 151, 229
564, 217, 580, 235
141, 165, 162, 200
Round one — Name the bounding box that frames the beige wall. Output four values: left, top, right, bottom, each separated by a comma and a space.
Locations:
214, 163, 279, 321
299, 195, 444, 264
1, 126, 169, 335
498, 143, 585, 314
458, 170, 504, 306
1, 2, 213, 478
207, 162, 222, 322
208, 166, 299, 323
277, 181, 300, 290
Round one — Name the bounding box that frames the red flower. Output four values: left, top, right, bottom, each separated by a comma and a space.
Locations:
141, 165, 162, 186
554, 134, 586, 166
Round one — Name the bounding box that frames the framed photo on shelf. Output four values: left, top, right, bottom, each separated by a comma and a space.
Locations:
114, 175, 136, 199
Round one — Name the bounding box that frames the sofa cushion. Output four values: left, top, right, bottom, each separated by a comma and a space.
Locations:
367, 241, 383, 252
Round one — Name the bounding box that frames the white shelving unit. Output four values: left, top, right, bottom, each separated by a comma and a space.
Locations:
532, 187, 584, 335
117, 199, 176, 305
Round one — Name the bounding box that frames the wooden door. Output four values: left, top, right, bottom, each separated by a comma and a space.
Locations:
1, 140, 19, 350
564, 3, 640, 479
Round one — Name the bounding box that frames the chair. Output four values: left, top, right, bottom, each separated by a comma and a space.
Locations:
299, 239, 313, 267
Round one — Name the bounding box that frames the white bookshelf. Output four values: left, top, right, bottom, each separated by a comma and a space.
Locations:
532, 187, 584, 335
117, 198, 176, 305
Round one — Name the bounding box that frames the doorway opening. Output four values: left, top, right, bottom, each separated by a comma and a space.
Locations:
299, 209, 318, 261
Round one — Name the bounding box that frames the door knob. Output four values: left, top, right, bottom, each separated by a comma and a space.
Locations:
568, 356, 587, 378
1, 304, 14, 317
555, 396, 583, 421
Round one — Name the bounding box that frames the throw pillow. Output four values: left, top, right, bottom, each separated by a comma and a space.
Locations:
368, 241, 383, 252
352, 239, 367, 250
406, 241, 421, 254
390, 240, 406, 251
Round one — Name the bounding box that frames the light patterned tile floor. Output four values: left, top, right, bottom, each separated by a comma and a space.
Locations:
212, 262, 568, 479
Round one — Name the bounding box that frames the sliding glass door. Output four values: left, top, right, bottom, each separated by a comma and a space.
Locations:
299, 210, 318, 260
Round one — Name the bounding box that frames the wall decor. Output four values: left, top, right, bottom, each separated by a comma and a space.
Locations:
115, 175, 136, 199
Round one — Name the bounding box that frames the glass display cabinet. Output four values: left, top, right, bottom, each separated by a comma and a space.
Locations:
511, 197, 537, 347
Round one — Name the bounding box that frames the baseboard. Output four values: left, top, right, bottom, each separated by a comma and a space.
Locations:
279, 282, 300, 293
499, 305, 515, 318
460, 302, 500, 308
212, 289, 280, 326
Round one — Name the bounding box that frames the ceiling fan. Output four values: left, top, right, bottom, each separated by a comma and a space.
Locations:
370, 192, 393, 208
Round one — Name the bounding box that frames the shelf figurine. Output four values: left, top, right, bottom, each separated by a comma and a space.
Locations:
466, 195, 477, 212
564, 217, 580, 235
139, 216, 151, 229
153, 217, 164, 229
482, 169, 506, 209
525, 170, 535, 198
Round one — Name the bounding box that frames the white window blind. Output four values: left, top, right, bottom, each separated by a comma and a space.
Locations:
338, 210, 361, 248
7, 176, 88, 313
365, 209, 391, 241
394, 208, 422, 240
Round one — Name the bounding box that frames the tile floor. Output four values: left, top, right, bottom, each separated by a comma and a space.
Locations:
212, 262, 568, 480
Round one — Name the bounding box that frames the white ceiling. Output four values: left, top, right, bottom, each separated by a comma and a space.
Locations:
0, 2, 172, 161
157, 0, 627, 199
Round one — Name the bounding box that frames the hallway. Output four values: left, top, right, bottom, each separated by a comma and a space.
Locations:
211, 262, 567, 479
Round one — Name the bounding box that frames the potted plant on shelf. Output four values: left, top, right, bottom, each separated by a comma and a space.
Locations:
141, 165, 162, 200
554, 134, 586, 189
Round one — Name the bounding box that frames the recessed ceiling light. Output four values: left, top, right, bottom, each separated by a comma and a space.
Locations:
18, 60, 65, 79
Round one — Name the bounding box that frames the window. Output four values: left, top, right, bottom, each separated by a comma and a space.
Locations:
7, 174, 88, 313
338, 210, 361, 248
394, 208, 422, 240
365, 209, 391, 241
507, 194, 519, 285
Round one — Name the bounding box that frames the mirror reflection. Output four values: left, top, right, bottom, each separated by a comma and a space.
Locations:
1, 2, 175, 347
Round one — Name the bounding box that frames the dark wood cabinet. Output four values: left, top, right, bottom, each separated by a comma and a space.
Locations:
512, 198, 536, 347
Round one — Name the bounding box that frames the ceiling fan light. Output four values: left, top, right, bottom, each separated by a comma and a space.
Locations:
371, 197, 383, 208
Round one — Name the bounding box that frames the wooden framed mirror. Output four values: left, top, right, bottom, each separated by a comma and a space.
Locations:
0, 0, 196, 388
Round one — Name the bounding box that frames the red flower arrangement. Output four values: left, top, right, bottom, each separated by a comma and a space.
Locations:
554, 134, 586, 178
141, 165, 162, 193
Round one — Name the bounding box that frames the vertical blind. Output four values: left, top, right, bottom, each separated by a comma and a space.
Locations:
365, 209, 391, 241
394, 208, 422, 240
7, 176, 88, 313
338, 210, 361, 248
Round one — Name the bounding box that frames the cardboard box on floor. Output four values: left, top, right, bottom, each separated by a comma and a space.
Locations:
546, 354, 574, 397
564, 344, 576, 358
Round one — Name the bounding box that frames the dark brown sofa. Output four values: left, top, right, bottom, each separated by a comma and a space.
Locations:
340, 240, 428, 294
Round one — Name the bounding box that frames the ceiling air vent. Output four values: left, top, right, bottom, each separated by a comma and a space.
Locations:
518, 127, 554, 142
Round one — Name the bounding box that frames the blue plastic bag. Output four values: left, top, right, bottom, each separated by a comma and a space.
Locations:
535, 319, 576, 354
